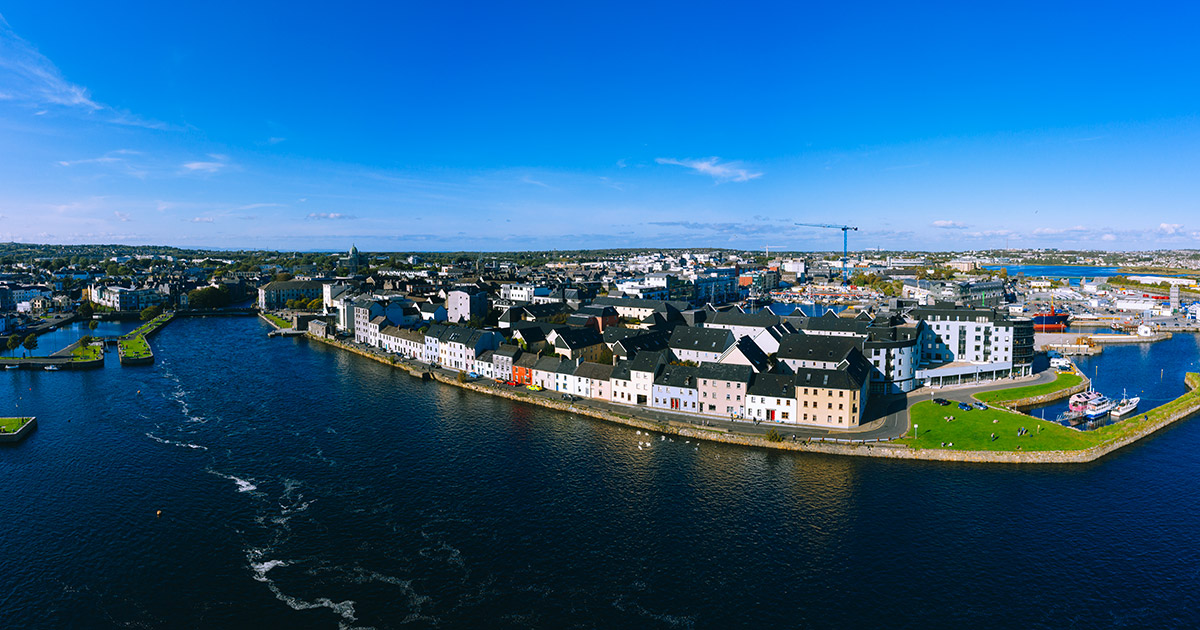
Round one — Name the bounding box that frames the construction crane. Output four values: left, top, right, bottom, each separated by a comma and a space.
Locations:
795, 222, 859, 282
764, 245, 784, 258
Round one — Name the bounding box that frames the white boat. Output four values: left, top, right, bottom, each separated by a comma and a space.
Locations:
43, 365, 61, 371
1111, 391, 1141, 419
1084, 395, 1115, 420
4, 364, 18, 370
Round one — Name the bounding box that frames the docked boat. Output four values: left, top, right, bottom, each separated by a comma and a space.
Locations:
1084, 395, 1116, 420
1057, 409, 1087, 426
43, 365, 61, 371
1069, 390, 1101, 412
1033, 306, 1070, 332
4, 364, 18, 370
1111, 391, 1141, 419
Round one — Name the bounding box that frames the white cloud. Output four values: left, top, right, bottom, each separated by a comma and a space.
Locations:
932, 220, 967, 229
182, 161, 226, 173
655, 157, 763, 183
0, 16, 165, 128
113, 211, 130, 222
520, 175, 550, 188
1158, 223, 1184, 236
1101, 233, 1117, 241
191, 216, 214, 223
306, 212, 355, 220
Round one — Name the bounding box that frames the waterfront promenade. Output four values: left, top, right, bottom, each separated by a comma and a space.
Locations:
302, 332, 1193, 463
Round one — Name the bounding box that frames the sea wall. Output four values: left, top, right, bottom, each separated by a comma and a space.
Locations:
303, 333, 1200, 465
997, 372, 1091, 411
0, 417, 37, 443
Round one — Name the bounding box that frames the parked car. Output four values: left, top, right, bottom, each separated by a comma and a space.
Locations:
933, 398, 951, 406
506, 380, 518, 387
974, 402, 988, 410
958, 402, 973, 411
527, 384, 543, 391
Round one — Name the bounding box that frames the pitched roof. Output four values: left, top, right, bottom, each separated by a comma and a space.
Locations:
654, 365, 698, 389
748, 373, 793, 398
668, 326, 734, 353
574, 361, 614, 381
552, 327, 604, 350
695, 362, 754, 383
515, 353, 540, 368
776, 332, 861, 362
706, 308, 780, 328
721, 336, 771, 372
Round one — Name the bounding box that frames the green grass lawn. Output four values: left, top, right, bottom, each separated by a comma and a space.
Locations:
128, 313, 172, 337
901, 373, 1200, 452
264, 313, 293, 329
0, 417, 30, 433
898, 401, 1103, 451
975, 371, 1083, 404
71, 343, 102, 361
119, 335, 152, 358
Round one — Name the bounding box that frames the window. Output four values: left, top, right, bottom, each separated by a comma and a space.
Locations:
782, 412, 789, 420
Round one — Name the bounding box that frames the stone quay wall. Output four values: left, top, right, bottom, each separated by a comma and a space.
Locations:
304, 333, 1200, 465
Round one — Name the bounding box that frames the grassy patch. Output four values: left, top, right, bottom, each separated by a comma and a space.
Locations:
0, 417, 30, 433
899, 401, 1102, 451
975, 372, 1083, 404
119, 335, 152, 359
127, 313, 172, 338
901, 373, 1200, 452
263, 313, 293, 329
71, 343, 102, 361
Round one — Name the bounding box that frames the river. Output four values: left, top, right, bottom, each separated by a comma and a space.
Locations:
3, 316, 1200, 628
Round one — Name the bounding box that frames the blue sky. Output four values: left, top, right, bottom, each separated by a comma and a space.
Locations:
2, 2, 1200, 251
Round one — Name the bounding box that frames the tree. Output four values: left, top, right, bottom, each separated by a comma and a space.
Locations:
22, 334, 37, 351
5, 335, 18, 351
274, 272, 294, 281
78, 301, 94, 318
306, 298, 323, 311
187, 286, 231, 309
140, 305, 163, 321
88, 320, 98, 331
79, 335, 93, 346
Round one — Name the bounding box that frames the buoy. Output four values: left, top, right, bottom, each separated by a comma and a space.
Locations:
156, 510, 163, 518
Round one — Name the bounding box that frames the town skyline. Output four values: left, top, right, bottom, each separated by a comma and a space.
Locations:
3, 4, 1200, 250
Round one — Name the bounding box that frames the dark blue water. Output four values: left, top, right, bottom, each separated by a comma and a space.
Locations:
1, 319, 140, 358
985, 264, 1119, 280
1032, 333, 1200, 429
4, 316, 1200, 628
766, 303, 847, 317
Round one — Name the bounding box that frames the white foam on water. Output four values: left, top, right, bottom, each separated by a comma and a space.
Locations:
145, 432, 208, 450
208, 470, 260, 493
246, 548, 369, 629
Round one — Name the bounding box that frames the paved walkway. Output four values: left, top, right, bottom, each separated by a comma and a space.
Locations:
313, 335, 1056, 443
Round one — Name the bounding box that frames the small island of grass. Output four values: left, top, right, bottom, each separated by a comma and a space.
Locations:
0, 417, 31, 433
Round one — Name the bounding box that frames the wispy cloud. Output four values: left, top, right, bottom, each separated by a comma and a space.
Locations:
191, 216, 214, 223
655, 157, 762, 183
182, 154, 230, 174
932, 220, 967, 230
267, 137, 286, 145
113, 211, 130, 222
520, 175, 550, 188
0, 15, 165, 128
306, 212, 356, 220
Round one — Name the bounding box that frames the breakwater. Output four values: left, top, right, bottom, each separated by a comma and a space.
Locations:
992, 371, 1091, 411
304, 333, 1200, 464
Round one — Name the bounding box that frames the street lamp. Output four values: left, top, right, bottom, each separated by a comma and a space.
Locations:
913, 423, 918, 439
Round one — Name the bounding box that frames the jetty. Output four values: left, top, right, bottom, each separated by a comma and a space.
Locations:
0, 417, 37, 443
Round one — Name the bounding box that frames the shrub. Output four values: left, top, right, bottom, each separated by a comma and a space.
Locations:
765, 428, 783, 442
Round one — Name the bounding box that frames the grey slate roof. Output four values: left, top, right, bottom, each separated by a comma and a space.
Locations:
574, 362, 614, 381
748, 373, 794, 398
706, 308, 780, 328
654, 365, 698, 389
776, 333, 861, 363
696, 362, 754, 384
668, 326, 734, 353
